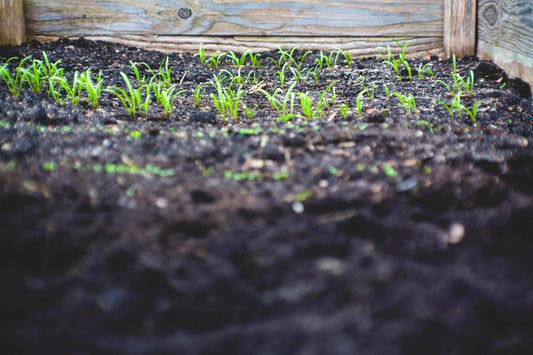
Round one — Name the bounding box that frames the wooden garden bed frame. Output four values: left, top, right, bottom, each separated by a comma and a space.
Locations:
1, 0, 532, 88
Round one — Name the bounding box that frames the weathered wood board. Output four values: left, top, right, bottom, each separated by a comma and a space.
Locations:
444, 0, 476, 58
477, 0, 533, 88
29, 34, 446, 58
25, 0, 444, 37
22, 0, 445, 56
0, 0, 26, 45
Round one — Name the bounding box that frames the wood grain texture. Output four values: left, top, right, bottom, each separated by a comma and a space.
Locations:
443, 0, 477, 58
478, 0, 533, 58
477, 0, 533, 88
28, 34, 445, 58
0, 0, 26, 45
25, 0, 444, 37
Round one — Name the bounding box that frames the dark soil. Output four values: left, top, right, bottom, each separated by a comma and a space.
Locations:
1, 38, 533, 354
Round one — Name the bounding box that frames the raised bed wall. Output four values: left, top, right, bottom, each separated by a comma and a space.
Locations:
1, 0, 532, 88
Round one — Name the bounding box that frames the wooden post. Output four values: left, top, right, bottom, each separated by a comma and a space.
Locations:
0, 0, 26, 45
444, 0, 477, 58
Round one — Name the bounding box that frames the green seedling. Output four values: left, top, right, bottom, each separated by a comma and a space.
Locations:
355, 90, 366, 117
330, 86, 337, 106
194, 44, 207, 65
215, 68, 259, 91
0, 57, 32, 96
434, 91, 462, 118
404, 61, 412, 81
20, 58, 48, 93
54, 70, 83, 105
355, 75, 376, 100
418, 62, 434, 79
298, 92, 317, 120
129, 130, 142, 139
106, 72, 151, 117
382, 162, 398, 178
210, 78, 245, 121
42, 161, 57, 172
317, 80, 338, 111
242, 103, 256, 120
274, 46, 312, 71
207, 51, 225, 70
462, 100, 481, 123
193, 84, 203, 107
248, 52, 262, 69
152, 83, 185, 117
377, 40, 411, 81
339, 103, 349, 118
288, 65, 313, 84
226, 50, 251, 68
259, 82, 297, 122
40, 52, 63, 78
383, 84, 390, 98
47, 76, 65, 104
152, 57, 173, 88
315, 50, 341, 69
276, 62, 288, 87
128, 61, 150, 86
335, 47, 353, 67
392, 92, 418, 116
437, 54, 475, 95
312, 66, 321, 83
78, 69, 103, 108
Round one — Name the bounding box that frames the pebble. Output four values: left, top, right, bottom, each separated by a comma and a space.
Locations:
292, 201, 304, 214
316, 257, 345, 275
447, 223, 465, 244
396, 177, 418, 192
155, 198, 168, 209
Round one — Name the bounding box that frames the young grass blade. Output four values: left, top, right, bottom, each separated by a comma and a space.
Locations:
462, 100, 481, 123
194, 44, 207, 65
79, 69, 103, 108
0, 57, 31, 96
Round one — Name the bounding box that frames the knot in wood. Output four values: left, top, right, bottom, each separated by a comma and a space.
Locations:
177, 7, 192, 20
483, 4, 500, 27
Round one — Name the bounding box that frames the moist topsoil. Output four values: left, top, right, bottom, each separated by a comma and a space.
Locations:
1, 38, 533, 354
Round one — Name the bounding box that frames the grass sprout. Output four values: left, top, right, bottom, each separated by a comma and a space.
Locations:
193, 84, 203, 107
78, 69, 103, 108
335, 47, 353, 67
339, 103, 349, 118
377, 40, 412, 81
20, 58, 48, 93
207, 52, 225, 70
226, 50, 250, 68
315, 50, 341, 69
194, 44, 207, 65
106, 72, 151, 117
355, 90, 366, 117
418, 62, 434, 79
298, 92, 319, 120
259, 82, 297, 122
355, 75, 376, 100
152, 83, 185, 116
0, 57, 31, 96
462, 100, 481, 122
210, 78, 245, 121
55, 70, 82, 105
392, 92, 418, 116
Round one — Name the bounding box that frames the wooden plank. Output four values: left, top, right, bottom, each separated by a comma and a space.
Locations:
477, 0, 533, 89
0, 0, 26, 45
28, 34, 446, 58
25, 0, 443, 37
443, 0, 477, 58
